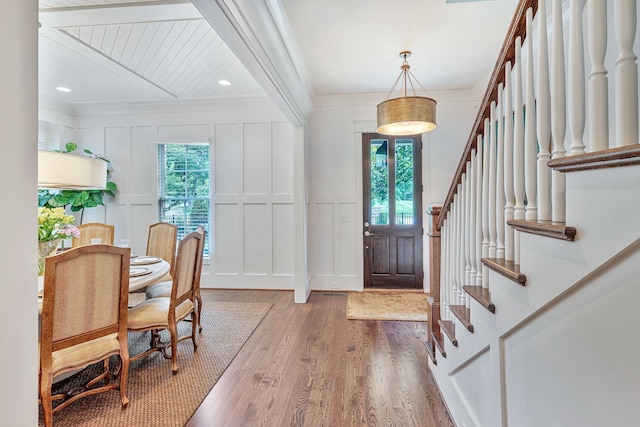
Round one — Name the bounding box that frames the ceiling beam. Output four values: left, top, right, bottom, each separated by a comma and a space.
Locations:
192, 0, 313, 126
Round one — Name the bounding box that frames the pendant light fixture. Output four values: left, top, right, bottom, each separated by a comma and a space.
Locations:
38, 151, 107, 189
376, 51, 437, 136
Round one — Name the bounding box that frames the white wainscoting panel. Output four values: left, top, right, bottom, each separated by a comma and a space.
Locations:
311, 202, 335, 276
106, 126, 131, 195
243, 203, 269, 274
272, 203, 294, 275
243, 122, 270, 195
215, 123, 241, 196
131, 126, 156, 196
157, 123, 210, 139
272, 122, 294, 195
338, 202, 358, 277
450, 347, 495, 427
76, 126, 104, 157
215, 203, 240, 275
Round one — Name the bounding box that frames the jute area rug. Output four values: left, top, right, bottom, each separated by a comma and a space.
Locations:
346, 291, 428, 321
39, 299, 272, 427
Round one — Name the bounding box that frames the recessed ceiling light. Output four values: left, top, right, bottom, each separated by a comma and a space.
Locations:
217, 80, 231, 86
56, 86, 72, 93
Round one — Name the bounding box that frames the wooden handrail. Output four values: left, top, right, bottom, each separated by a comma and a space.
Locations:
437, 0, 538, 229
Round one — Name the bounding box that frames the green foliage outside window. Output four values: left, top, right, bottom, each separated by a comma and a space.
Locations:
370, 142, 414, 216
159, 143, 210, 255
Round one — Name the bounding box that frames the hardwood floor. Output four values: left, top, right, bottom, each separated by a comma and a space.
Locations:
187, 290, 454, 427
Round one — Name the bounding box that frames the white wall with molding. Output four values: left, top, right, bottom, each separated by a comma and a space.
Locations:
305, 91, 478, 292
44, 99, 297, 290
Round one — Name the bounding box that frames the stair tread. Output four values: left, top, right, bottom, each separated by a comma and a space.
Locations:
424, 340, 438, 364
431, 332, 446, 359
482, 257, 526, 285
507, 219, 576, 241
449, 305, 474, 333
548, 145, 640, 172
463, 285, 495, 313
438, 320, 457, 346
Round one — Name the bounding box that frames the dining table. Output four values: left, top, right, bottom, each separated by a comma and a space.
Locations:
128, 255, 170, 292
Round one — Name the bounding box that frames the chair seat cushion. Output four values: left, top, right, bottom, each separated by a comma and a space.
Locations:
145, 280, 172, 299
49, 332, 120, 374
127, 297, 194, 331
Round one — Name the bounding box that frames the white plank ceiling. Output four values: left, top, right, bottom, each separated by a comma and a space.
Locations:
39, 0, 519, 106
39, 1, 266, 105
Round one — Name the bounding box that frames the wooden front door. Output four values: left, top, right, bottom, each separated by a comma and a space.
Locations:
362, 133, 423, 289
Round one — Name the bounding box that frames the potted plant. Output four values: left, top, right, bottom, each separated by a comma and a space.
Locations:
39, 142, 118, 224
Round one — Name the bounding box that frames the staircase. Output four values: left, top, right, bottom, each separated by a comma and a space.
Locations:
425, 2, 640, 426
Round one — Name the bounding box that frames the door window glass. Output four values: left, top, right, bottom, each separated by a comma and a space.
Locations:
395, 139, 414, 225
370, 139, 389, 225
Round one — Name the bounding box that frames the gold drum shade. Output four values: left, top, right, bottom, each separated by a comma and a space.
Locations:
376, 96, 437, 136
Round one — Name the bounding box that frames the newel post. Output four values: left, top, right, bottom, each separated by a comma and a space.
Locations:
425, 205, 442, 364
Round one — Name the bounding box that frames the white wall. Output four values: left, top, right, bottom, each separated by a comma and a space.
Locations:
1, 1, 38, 425
306, 92, 478, 292
61, 99, 296, 290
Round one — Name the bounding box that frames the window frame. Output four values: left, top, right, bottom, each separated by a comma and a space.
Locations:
156, 139, 211, 257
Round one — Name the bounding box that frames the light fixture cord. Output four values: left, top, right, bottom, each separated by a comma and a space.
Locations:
383, 54, 431, 100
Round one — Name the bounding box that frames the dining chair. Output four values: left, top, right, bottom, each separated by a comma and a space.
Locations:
71, 222, 115, 247
39, 244, 131, 427
145, 222, 178, 281
127, 230, 202, 374
145, 226, 206, 332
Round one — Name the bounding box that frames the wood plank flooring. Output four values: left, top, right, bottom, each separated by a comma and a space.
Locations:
187, 290, 454, 427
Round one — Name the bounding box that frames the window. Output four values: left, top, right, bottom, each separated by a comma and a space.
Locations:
158, 143, 210, 256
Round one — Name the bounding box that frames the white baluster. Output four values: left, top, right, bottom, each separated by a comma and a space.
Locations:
469, 150, 477, 284
441, 221, 448, 321
474, 143, 483, 286
456, 184, 465, 305
551, 0, 567, 223
615, 0, 639, 147
481, 119, 491, 281
588, 0, 609, 152
452, 193, 459, 307
503, 62, 515, 262
450, 198, 458, 307
513, 37, 525, 265
462, 169, 471, 286
568, 0, 586, 156
488, 102, 497, 259
525, 14, 538, 221
536, 3, 551, 220
441, 220, 448, 321
496, 84, 505, 259
447, 220, 453, 319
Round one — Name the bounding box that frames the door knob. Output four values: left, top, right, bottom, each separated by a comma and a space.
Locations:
364, 231, 374, 236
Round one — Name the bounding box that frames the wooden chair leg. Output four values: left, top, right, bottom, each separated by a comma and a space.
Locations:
119, 354, 130, 409
168, 322, 179, 375
40, 374, 54, 427
191, 311, 198, 351
197, 291, 203, 333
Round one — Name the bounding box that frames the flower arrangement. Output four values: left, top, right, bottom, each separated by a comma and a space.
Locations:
38, 207, 80, 242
